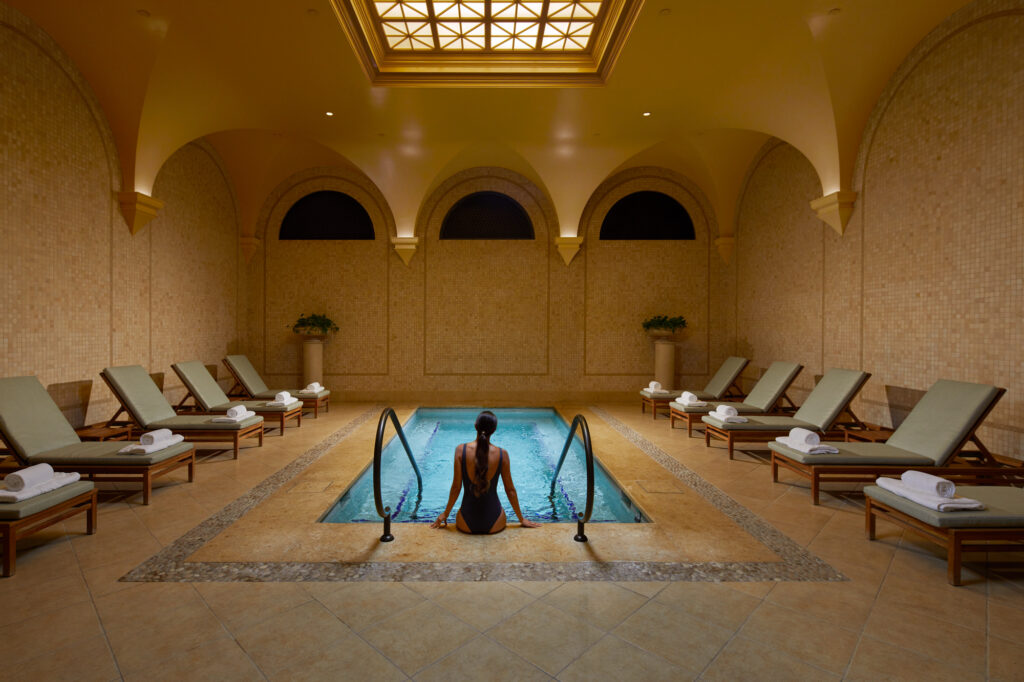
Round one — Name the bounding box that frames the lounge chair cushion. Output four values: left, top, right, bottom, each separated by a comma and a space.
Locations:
885, 380, 1003, 465
102, 365, 177, 426
742, 361, 802, 411
172, 361, 231, 411
791, 368, 869, 430
639, 389, 681, 399
252, 389, 330, 400
24, 440, 194, 466
702, 356, 749, 399
0, 376, 81, 459
0, 481, 95, 520
149, 415, 263, 431
866, 485, 1024, 528
701, 415, 818, 431
207, 400, 296, 414
224, 355, 270, 395
766, 440, 935, 465
670, 401, 762, 415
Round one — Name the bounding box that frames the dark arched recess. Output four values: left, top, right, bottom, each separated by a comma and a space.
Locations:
279, 190, 374, 240
440, 191, 534, 239
600, 191, 695, 240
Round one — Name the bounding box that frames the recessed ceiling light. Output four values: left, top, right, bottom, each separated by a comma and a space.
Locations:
325, 111, 334, 117
828, 7, 842, 14
659, 8, 672, 16
136, 9, 151, 17
306, 8, 319, 15
642, 111, 651, 117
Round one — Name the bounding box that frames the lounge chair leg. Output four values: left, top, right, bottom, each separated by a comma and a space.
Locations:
727, 436, 734, 460
771, 455, 779, 482
865, 499, 875, 539
687, 417, 693, 437
704, 429, 710, 447
811, 474, 820, 505
142, 472, 151, 506
258, 427, 264, 447
188, 454, 195, 482
233, 434, 240, 459
279, 415, 285, 436
948, 531, 962, 586
87, 491, 98, 534
2, 526, 14, 577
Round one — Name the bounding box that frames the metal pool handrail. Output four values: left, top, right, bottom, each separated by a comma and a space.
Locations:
549, 414, 595, 542
373, 407, 422, 542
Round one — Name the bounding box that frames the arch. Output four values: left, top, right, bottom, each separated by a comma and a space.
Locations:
440, 191, 534, 239
279, 190, 375, 240
599, 191, 695, 240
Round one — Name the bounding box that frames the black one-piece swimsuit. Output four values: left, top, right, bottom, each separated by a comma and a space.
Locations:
458, 444, 505, 534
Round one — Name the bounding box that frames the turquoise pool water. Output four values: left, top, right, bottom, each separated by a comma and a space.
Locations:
321, 408, 647, 524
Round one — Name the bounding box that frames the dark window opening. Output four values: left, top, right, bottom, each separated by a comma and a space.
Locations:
279, 190, 374, 240
440, 191, 534, 239
599, 191, 695, 240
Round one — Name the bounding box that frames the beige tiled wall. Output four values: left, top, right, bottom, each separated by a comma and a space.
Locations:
0, 5, 239, 427
726, 1, 1023, 458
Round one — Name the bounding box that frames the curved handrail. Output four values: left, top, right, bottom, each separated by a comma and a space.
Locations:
548, 414, 595, 542
373, 407, 423, 542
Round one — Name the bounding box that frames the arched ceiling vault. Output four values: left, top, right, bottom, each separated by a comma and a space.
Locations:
8, 0, 971, 240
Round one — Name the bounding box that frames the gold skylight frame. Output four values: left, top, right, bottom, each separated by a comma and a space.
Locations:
330, 0, 644, 86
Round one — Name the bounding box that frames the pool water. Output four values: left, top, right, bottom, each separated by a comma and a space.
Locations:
321, 408, 648, 524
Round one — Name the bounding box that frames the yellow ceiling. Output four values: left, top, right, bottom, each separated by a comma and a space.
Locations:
7, 0, 970, 239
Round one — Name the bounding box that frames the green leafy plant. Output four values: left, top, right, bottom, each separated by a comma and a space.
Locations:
291, 313, 339, 335
642, 315, 687, 332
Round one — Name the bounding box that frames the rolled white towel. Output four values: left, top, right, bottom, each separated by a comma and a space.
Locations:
274, 391, 291, 403
304, 382, 323, 392
714, 404, 738, 418
648, 381, 662, 392
901, 470, 955, 499
140, 428, 173, 446
775, 435, 838, 454
266, 396, 300, 407
211, 410, 256, 423
4, 463, 55, 492
679, 391, 707, 406
0, 471, 80, 502
225, 404, 248, 419
875, 477, 983, 511
119, 433, 185, 455
789, 427, 820, 447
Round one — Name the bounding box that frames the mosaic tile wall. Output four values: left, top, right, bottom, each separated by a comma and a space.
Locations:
728, 1, 1023, 458
0, 5, 240, 426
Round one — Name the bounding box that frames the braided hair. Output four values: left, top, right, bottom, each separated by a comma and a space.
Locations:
472, 411, 498, 496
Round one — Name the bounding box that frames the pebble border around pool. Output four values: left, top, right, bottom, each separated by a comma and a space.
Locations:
122, 405, 845, 583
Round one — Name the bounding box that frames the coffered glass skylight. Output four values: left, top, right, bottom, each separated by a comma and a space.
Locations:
374, 1, 602, 52
331, 0, 641, 85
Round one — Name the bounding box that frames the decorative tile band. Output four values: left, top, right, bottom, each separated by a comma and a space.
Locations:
123, 406, 844, 583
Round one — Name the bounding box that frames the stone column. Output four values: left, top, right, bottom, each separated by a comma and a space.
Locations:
302, 337, 324, 387
653, 340, 676, 390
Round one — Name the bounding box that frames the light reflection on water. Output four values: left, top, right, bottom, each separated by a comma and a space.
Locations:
321, 408, 647, 524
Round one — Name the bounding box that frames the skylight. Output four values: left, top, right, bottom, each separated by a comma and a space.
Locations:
331, 0, 642, 86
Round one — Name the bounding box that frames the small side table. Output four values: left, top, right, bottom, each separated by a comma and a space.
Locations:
842, 423, 894, 443
75, 424, 132, 441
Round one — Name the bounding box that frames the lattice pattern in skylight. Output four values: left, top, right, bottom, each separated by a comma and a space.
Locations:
372, 1, 603, 51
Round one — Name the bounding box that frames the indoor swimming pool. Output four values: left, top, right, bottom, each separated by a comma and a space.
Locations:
321, 408, 648, 524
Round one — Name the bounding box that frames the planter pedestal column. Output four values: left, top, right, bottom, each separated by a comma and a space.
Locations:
302, 337, 324, 387
653, 340, 675, 390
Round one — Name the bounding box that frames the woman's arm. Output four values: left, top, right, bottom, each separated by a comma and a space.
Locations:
500, 450, 541, 528
431, 449, 463, 528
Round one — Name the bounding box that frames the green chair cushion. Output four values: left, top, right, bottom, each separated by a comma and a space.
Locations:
0, 376, 81, 460
766, 440, 935, 465
701, 415, 818, 431
224, 355, 269, 396
102, 365, 177, 426
670, 401, 762, 415
253, 389, 330, 400
639, 390, 681, 399
885, 380, 1002, 465
172, 361, 230, 411
703, 356, 749, 399
0, 481, 94, 520
743, 361, 803, 411
149, 415, 263, 431
791, 368, 870, 430
866, 485, 1024, 528
207, 400, 295, 414
25, 440, 194, 466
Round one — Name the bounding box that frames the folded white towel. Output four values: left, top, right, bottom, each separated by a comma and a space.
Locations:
274, 391, 291, 403
714, 404, 738, 418
4, 463, 55, 492
119, 433, 185, 454
678, 391, 707, 406
876, 477, 984, 511
0, 471, 80, 502
225, 404, 248, 419
901, 470, 955, 499
788, 427, 820, 447
648, 381, 661, 392
775, 435, 838, 454
266, 397, 300, 407
139, 428, 174, 446
211, 410, 256, 423
304, 382, 323, 392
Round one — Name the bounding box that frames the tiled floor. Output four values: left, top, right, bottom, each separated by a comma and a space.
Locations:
2, 402, 1023, 681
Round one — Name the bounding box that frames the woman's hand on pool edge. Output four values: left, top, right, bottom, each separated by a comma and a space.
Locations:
431, 515, 448, 528
520, 519, 542, 528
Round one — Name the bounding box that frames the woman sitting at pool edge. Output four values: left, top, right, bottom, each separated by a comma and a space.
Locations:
431, 410, 541, 533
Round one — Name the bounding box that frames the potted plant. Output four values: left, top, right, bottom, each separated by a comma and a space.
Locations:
642, 314, 687, 338
291, 313, 339, 338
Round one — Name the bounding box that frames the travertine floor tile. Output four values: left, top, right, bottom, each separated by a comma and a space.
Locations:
613, 600, 732, 672
3, 600, 105, 667
6, 633, 119, 682
106, 600, 230, 674
862, 601, 987, 676
846, 635, 984, 682
424, 580, 537, 631
487, 600, 605, 676
654, 581, 762, 630
701, 636, 838, 681
557, 634, 695, 682
269, 628, 406, 681
124, 637, 263, 682
542, 581, 649, 631
196, 581, 313, 633
234, 601, 350, 675
360, 600, 478, 675
415, 635, 550, 682
738, 601, 858, 674
313, 581, 425, 632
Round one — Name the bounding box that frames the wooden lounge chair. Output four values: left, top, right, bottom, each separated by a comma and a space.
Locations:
640, 356, 748, 419
1, 480, 97, 577
223, 354, 330, 418
866, 484, 1024, 585
701, 368, 869, 460
101, 365, 263, 460
0, 376, 195, 505
768, 379, 1021, 504
171, 361, 301, 436
670, 361, 802, 436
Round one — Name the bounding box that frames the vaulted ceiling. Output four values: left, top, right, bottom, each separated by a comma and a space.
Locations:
8, 0, 970, 238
